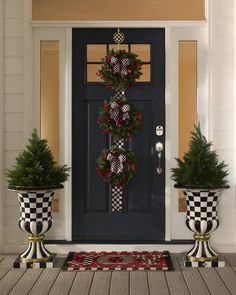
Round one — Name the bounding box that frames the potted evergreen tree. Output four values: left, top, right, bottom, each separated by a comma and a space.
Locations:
6, 130, 70, 266
171, 124, 229, 266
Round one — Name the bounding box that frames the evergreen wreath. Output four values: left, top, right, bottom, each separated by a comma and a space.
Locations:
97, 96, 142, 139
171, 124, 229, 189
97, 146, 138, 186
97, 49, 142, 91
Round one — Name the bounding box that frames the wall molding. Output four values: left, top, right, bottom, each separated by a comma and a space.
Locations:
31, 20, 207, 28
2, 242, 236, 255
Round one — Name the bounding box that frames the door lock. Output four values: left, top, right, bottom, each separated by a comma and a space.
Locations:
156, 126, 164, 136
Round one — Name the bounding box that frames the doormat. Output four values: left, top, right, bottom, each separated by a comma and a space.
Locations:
62, 251, 173, 271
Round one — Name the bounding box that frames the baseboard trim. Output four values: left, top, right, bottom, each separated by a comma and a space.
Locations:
44, 239, 194, 245
3, 242, 236, 255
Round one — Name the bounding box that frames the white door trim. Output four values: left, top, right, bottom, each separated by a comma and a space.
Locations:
33, 27, 70, 240
31, 20, 207, 28
168, 27, 208, 239
32, 24, 207, 242
0, 0, 4, 253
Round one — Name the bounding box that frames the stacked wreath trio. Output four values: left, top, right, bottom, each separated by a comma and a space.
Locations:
96, 49, 143, 186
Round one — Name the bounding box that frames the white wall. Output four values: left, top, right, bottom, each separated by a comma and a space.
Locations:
0, 0, 4, 253
0, 0, 236, 252
208, 0, 236, 247
2, 0, 28, 251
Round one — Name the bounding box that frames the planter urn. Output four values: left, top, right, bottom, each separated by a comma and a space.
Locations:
179, 187, 226, 264
10, 185, 62, 264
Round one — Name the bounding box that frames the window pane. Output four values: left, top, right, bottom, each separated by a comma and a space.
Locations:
108, 44, 129, 51
87, 64, 102, 82
87, 44, 106, 62
137, 64, 151, 82
178, 41, 197, 212
40, 41, 59, 162
40, 40, 60, 212
130, 44, 150, 62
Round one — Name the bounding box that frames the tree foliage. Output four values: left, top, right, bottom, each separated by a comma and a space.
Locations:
171, 124, 229, 188
6, 130, 70, 187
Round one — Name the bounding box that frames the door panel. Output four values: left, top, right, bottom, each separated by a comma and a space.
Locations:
86, 101, 108, 212
72, 28, 165, 242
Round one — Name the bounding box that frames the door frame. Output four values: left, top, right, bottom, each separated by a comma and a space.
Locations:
32, 21, 207, 242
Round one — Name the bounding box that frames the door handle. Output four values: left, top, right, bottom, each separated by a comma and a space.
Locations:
155, 142, 163, 175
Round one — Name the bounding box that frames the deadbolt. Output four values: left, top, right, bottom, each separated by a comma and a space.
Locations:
156, 126, 163, 136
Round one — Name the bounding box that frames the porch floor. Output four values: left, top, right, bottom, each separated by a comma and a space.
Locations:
1, 253, 236, 294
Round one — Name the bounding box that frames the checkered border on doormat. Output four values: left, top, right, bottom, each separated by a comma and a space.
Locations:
62, 251, 173, 271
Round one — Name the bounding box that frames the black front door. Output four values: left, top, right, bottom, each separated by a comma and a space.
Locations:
72, 28, 165, 242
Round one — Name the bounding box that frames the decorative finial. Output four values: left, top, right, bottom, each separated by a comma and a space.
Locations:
113, 28, 125, 44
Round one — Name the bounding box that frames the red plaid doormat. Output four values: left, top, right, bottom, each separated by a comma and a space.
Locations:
62, 251, 173, 271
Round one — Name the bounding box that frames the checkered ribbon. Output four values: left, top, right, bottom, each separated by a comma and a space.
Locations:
107, 153, 126, 174
110, 102, 130, 126
111, 56, 130, 77
109, 93, 127, 213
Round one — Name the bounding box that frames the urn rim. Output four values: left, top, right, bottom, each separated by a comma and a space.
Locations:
8, 184, 64, 192
174, 184, 230, 190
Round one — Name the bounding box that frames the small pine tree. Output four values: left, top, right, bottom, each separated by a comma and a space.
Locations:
171, 124, 229, 188
6, 130, 70, 188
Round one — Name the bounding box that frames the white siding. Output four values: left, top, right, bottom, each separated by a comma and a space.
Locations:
0, 0, 4, 253
1, 0, 236, 251
209, 0, 236, 245
2, 0, 25, 248
4, 0, 24, 18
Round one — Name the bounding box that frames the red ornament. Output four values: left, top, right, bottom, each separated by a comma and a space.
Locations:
130, 163, 136, 171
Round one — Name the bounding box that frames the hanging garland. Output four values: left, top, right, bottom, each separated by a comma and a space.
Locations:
97, 146, 138, 187
96, 36, 143, 192
97, 49, 142, 91
97, 96, 142, 139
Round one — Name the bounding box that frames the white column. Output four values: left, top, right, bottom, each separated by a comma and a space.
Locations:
23, 0, 33, 143
0, 0, 4, 253
234, 0, 236, 246
2, 0, 30, 253
208, 0, 236, 246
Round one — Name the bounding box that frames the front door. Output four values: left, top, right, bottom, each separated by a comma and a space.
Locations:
72, 28, 165, 242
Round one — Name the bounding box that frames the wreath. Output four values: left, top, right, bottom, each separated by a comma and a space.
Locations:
97, 146, 138, 186
97, 96, 142, 139
97, 49, 142, 91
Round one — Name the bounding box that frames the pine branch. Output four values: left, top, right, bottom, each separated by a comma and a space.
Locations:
6, 129, 70, 187
171, 124, 229, 188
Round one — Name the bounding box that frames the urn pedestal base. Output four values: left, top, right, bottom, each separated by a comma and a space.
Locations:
20, 235, 53, 264
186, 233, 219, 262
183, 234, 225, 267
184, 259, 225, 267
13, 253, 56, 269
183, 257, 225, 267
13, 234, 56, 268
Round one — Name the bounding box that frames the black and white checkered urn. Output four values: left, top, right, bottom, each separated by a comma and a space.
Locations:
10, 186, 61, 268
183, 189, 225, 267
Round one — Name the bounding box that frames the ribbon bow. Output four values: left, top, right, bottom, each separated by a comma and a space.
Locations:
110, 102, 130, 126
111, 56, 130, 77
107, 153, 126, 174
